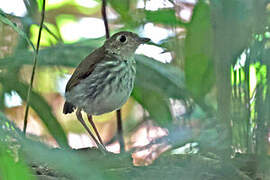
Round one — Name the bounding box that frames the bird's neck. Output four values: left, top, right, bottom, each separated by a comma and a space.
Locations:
105, 47, 135, 61
106, 50, 135, 63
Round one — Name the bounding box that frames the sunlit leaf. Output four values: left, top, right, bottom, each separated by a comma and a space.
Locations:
0, 76, 69, 148
30, 23, 59, 46
37, 0, 68, 11
0, 112, 21, 137
0, 9, 35, 50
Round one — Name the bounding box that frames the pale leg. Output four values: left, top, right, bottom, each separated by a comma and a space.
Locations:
87, 114, 106, 150
76, 109, 106, 152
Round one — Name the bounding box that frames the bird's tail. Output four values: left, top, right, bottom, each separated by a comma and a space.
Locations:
63, 101, 75, 114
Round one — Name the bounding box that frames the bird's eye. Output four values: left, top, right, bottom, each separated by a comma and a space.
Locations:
119, 35, 126, 43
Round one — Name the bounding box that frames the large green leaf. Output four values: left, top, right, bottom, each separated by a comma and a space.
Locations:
184, 2, 214, 100
144, 9, 187, 27
0, 9, 35, 50
0, 76, 68, 148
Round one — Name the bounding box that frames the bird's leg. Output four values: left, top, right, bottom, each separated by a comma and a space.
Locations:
87, 114, 106, 150
76, 109, 106, 152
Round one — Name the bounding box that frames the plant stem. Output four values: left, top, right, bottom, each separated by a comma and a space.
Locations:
101, 0, 125, 152
102, 0, 110, 39
117, 109, 125, 152
23, 0, 46, 134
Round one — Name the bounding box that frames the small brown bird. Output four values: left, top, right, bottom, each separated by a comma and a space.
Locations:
63, 31, 150, 151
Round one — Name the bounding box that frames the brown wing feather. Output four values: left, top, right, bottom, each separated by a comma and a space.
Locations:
63, 46, 106, 114
65, 46, 106, 92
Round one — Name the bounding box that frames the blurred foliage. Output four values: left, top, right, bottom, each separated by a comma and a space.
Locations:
0, 112, 33, 180
0, 9, 35, 50
184, 2, 214, 100
30, 23, 59, 46
0, 75, 68, 148
0, 142, 34, 180
0, 0, 270, 179
108, 0, 130, 17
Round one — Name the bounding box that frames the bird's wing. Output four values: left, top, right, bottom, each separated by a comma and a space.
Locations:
65, 46, 106, 92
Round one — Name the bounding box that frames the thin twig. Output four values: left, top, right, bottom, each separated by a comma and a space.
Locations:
23, 0, 46, 134
102, 0, 110, 39
101, 0, 125, 152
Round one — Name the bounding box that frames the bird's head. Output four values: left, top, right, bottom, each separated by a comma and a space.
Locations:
104, 31, 150, 59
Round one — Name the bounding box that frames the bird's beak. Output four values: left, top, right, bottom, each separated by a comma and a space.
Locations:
139, 37, 150, 44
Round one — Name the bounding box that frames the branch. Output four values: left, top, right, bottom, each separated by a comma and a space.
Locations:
23, 0, 46, 134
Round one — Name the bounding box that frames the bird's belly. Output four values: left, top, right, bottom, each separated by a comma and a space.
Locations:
88, 87, 131, 115
66, 76, 134, 115
65, 60, 135, 115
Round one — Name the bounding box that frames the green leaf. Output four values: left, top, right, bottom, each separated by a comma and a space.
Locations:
144, 9, 187, 27
0, 76, 68, 148
184, 2, 214, 99
0, 9, 35, 50
30, 23, 59, 46
108, 0, 129, 17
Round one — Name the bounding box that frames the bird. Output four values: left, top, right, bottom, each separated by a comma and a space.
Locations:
63, 31, 150, 151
